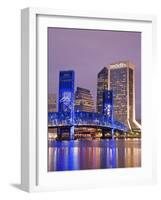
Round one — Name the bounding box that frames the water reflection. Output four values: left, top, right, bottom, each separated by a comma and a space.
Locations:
48, 138, 141, 171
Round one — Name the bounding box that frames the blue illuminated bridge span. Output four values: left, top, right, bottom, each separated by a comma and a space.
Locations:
48, 111, 127, 132
48, 70, 128, 140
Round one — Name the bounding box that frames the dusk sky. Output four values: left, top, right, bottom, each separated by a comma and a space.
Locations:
48, 27, 141, 120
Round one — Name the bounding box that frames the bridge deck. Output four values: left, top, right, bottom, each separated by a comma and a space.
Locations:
48, 112, 127, 132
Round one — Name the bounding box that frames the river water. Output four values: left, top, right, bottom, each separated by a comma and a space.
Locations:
48, 138, 141, 171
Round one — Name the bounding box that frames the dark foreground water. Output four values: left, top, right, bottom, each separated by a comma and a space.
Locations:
48, 138, 141, 171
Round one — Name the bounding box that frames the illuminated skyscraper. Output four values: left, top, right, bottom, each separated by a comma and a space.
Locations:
97, 61, 141, 130
75, 87, 95, 112
97, 67, 108, 113
109, 61, 141, 130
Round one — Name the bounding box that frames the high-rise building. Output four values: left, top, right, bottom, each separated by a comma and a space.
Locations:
75, 87, 95, 112
109, 61, 140, 130
97, 61, 141, 130
48, 93, 57, 112
97, 67, 108, 113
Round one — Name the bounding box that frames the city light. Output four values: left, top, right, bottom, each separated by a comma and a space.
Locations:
48, 27, 141, 172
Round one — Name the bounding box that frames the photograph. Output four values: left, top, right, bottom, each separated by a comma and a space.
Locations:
47, 27, 142, 172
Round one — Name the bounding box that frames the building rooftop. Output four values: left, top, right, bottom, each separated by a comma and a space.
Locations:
108, 61, 135, 69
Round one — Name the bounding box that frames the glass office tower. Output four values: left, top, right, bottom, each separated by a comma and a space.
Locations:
97, 61, 141, 130
97, 67, 108, 113
109, 61, 140, 130
75, 87, 95, 112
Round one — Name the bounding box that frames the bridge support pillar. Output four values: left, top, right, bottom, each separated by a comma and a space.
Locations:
102, 129, 106, 138
111, 128, 114, 139
57, 127, 75, 140
69, 126, 75, 140
57, 128, 62, 140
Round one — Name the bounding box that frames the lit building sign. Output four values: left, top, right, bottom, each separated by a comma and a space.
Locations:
110, 63, 127, 69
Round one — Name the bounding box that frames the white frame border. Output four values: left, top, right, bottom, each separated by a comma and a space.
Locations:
21, 7, 157, 192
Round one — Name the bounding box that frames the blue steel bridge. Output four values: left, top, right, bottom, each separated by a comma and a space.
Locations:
48, 70, 127, 140
48, 111, 127, 131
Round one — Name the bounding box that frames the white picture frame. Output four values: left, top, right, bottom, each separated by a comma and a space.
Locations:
21, 7, 157, 192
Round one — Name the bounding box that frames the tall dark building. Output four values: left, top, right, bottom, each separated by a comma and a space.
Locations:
75, 87, 95, 112
97, 67, 108, 113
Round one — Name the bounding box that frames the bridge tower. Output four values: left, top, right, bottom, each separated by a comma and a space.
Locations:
102, 90, 114, 138
58, 70, 75, 140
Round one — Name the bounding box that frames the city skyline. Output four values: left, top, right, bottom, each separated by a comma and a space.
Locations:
48, 69, 141, 171
48, 27, 141, 120
48, 63, 141, 130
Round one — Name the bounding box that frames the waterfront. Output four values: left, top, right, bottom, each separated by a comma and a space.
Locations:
48, 138, 141, 171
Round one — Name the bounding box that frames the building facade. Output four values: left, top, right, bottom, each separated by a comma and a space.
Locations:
109, 62, 129, 128
75, 87, 95, 112
97, 67, 108, 113
109, 61, 140, 130
97, 61, 141, 130
48, 93, 57, 112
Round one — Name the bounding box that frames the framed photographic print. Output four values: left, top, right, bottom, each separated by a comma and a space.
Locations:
21, 8, 156, 192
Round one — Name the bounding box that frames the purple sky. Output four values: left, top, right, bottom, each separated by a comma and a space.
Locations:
48, 27, 141, 120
